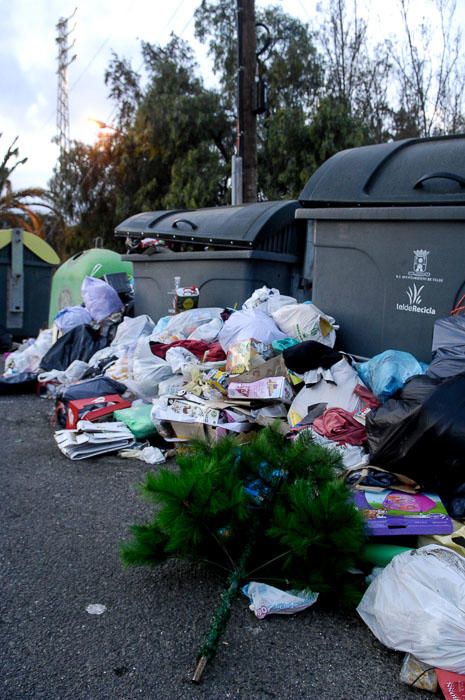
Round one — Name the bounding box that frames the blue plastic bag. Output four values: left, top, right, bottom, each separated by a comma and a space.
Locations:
81, 276, 123, 322
54, 306, 92, 333
356, 349, 425, 402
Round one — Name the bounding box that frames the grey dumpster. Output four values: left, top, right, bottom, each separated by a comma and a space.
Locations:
296, 135, 465, 362
115, 201, 312, 321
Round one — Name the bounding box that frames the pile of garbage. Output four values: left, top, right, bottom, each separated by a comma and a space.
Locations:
4, 278, 465, 695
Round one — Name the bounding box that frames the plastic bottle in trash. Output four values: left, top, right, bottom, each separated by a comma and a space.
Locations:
168, 276, 181, 314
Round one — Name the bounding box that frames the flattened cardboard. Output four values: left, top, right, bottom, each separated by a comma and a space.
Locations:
229, 354, 289, 384
228, 376, 293, 403
353, 489, 453, 536
169, 421, 208, 441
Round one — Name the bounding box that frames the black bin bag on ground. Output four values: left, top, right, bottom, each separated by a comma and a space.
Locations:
0, 372, 38, 395
366, 373, 465, 505
40, 325, 109, 372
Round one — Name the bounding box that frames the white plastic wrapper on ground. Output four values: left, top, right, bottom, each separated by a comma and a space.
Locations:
242, 582, 318, 619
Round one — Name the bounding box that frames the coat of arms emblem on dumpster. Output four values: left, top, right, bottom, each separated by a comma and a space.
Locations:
411, 249, 430, 276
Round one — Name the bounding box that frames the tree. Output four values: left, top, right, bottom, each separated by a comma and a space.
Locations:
195, 1, 325, 199
122, 426, 366, 678
50, 0, 465, 252
49, 135, 125, 254
130, 36, 233, 210
257, 107, 313, 200
50, 34, 234, 252
307, 95, 369, 168
317, 0, 393, 142
387, 0, 465, 137
0, 134, 52, 238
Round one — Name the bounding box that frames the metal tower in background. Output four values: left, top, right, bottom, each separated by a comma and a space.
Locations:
55, 10, 77, 157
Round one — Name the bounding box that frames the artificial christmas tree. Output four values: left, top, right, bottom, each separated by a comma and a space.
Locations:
121, 425, 366, 680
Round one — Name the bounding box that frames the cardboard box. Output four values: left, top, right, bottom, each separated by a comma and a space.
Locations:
169, 421, 208, 441
155, 395, 222, 426
436, 669, 465, 699
205, 425, 258, 444
353, 490, 453, 536
66, 395, 132, 429
167, 421, 257, 444
229, 354, 289, 384
227, 377, 294, 403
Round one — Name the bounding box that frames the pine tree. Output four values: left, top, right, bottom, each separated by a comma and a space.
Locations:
121, 424, 366, 680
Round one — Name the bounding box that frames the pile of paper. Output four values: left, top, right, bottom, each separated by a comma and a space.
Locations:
54, 420, 135, 460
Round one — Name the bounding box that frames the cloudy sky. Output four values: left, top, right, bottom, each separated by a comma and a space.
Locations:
1, 0, 460, 191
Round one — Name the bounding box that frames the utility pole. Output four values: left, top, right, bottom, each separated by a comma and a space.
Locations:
55, 9, 77, 159
233, 0, 257, 205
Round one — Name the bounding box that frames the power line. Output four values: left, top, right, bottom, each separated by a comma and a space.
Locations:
69, 35, 112, 92
41, 1, 198, 150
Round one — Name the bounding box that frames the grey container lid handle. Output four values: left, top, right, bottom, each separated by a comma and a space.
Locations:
414, 171, 465, 189
172, 218, 198, 230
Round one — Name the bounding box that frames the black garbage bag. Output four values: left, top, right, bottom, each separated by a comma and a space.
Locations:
0, 371, 38, 395
428, 315, 465, 379
442, 484, 465, 520
282, 340, 342, 374
427, 345, 465, 379
40, 325, 110, 372
56, 376, 127, 402
366, 375, 442, 465
367, 372, 465, 495
431, 314, 465, 353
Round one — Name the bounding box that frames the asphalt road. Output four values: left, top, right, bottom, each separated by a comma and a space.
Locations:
0, 392, 436, 700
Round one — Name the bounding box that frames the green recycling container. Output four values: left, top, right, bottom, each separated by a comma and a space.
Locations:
0, 229, 60, 337
48, 248, 133, 326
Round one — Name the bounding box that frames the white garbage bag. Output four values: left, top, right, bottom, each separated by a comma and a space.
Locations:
242, 286, 296, 316
38, 359, 89, 385
110, 314, 155, 349
187, 317, 223, 341
272, 302, 338, 347
287, 358, 365, 427
151, 308, 224, 343
165, 346, 199, 374
218, 308, 287, 352
4, 329, 54, 375
131, 337, 173, 398
357, 545, 465, 674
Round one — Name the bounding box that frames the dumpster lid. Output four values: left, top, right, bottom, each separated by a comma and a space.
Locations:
299, 135, 465, 207
0, 229, 60, 264
115, 201, 300, 248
